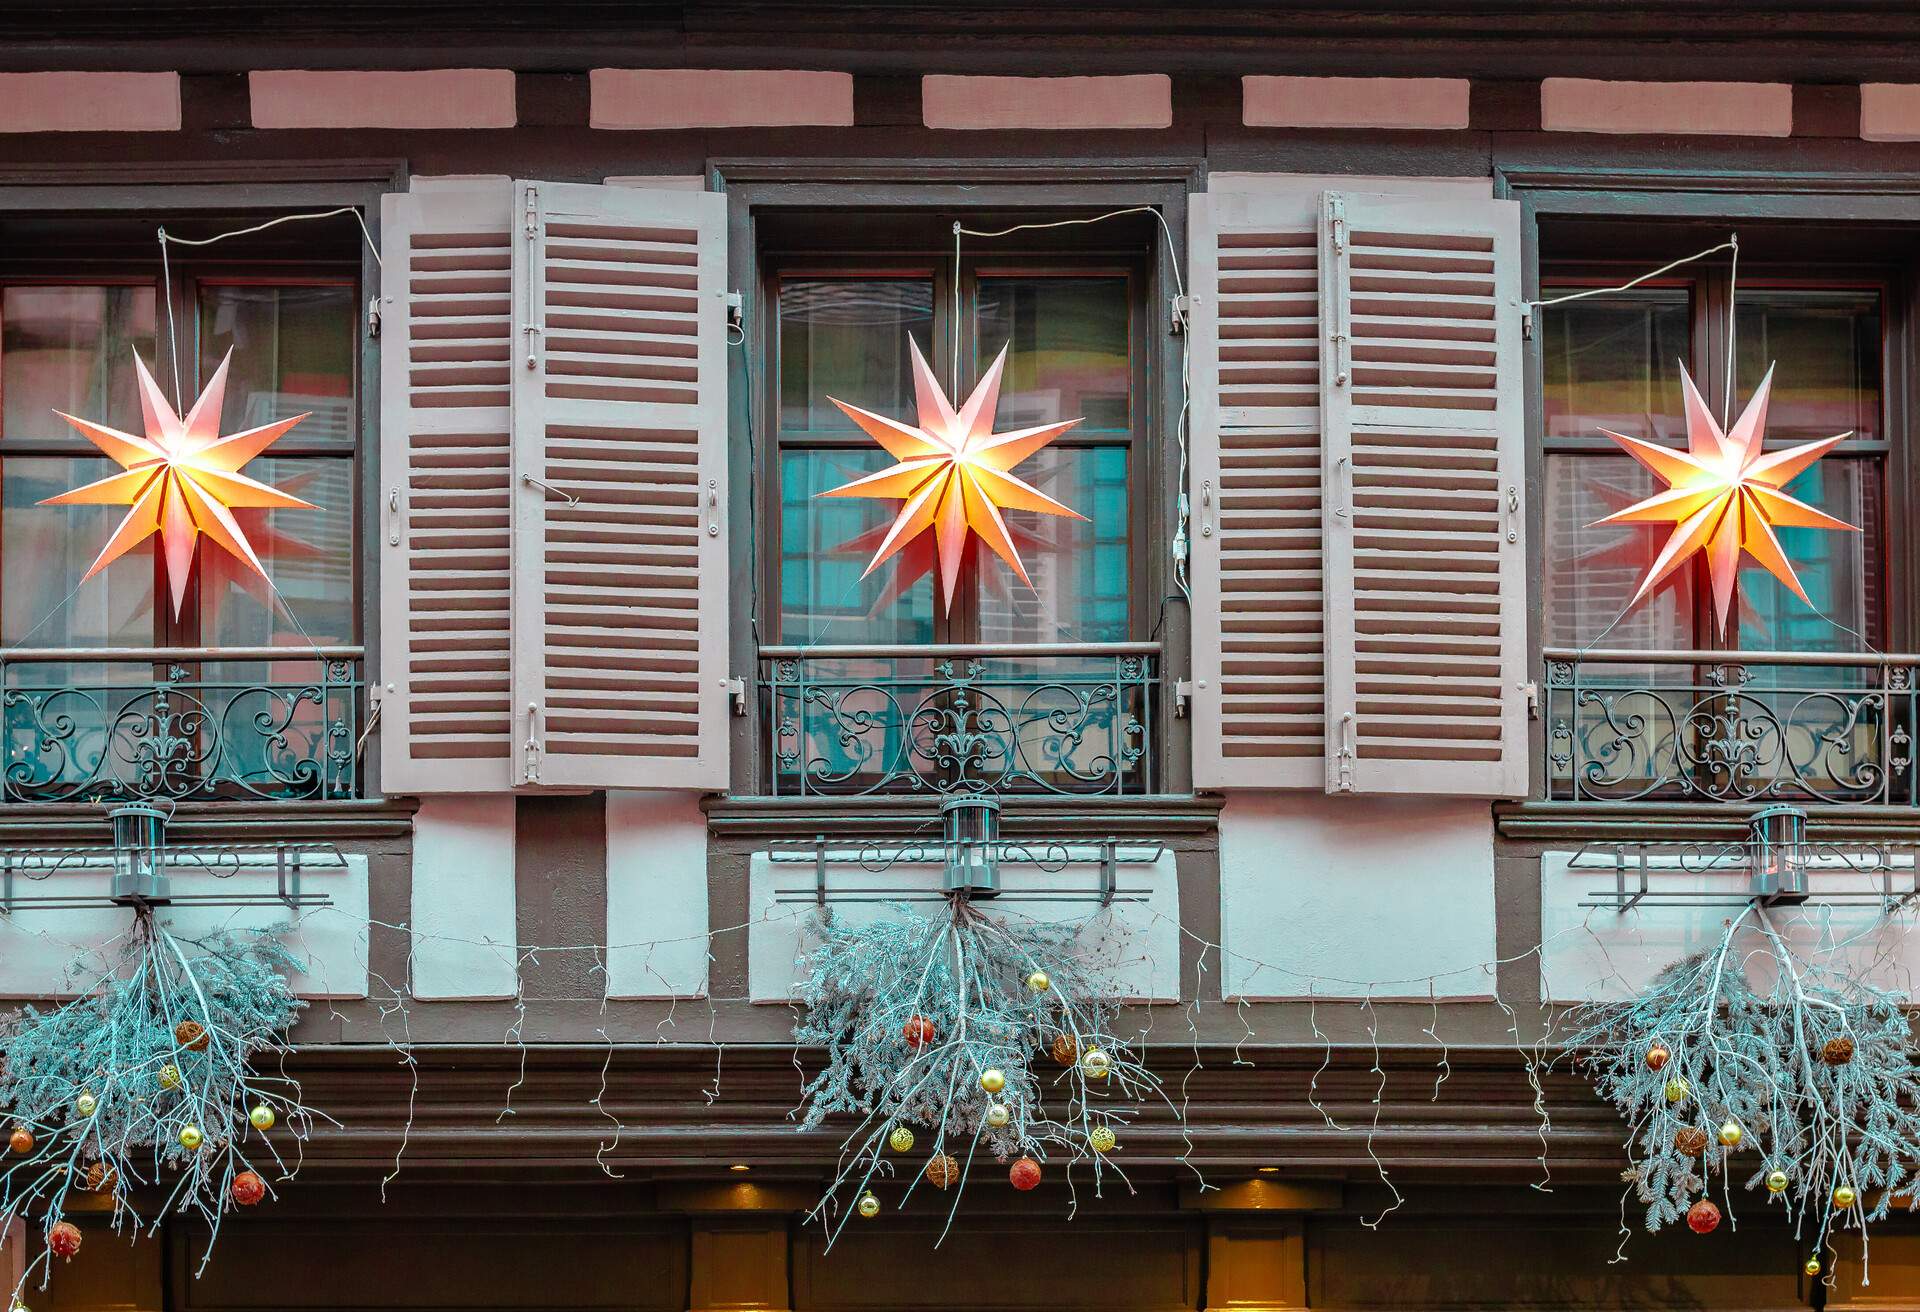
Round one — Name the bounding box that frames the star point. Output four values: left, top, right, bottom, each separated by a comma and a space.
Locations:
40, 348, 314, 618
1593, 361, 1858, 635
818, 336, 1083, 611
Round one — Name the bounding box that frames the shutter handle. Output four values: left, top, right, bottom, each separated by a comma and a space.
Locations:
1333, 456, 1351, 520
386, 488, 400, 546
707, 479, 720, 537
1199, 479, 1214, 538
1505, 485, 1519, 544
523, 702, 543, 783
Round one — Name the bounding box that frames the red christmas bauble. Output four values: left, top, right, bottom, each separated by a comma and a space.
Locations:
231, 1171, 266, 1206
1687, 1200, 1721, 1234
902, 1016, 936, 1050
48, 1222, 82, 1259
1009, 1157, 1042, 1192
8, 1126, 33, 1155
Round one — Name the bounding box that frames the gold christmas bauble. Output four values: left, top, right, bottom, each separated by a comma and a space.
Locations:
158, 1064, 182, 1091
857, 1191, 880, 1219
1804, 1257, 1823, 1277
1026, 971, 1051, 993
75, 1092, 97, 1117
1834, 1185, 1857, 1209
249, 1104, 276, 1131
1663, 1079, 1689, 1104
1083, 1049, 1110, 1079
178, 1124, 203, 1150
1090, 1125, 1116, 1153
1767, 1169, 1790, 1194
888, 1126, 915, 1153
985, 1103, 1011, 1129
979, 1068, 1006, 1095
1718, 1120, 1743, 1148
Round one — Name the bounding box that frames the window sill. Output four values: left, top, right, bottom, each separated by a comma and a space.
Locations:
1496, 797, 1920, 843
0, 796, 416, 845
705, 791, 1216, 840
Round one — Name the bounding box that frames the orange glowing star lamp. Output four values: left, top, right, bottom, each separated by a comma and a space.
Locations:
40, 349, 314, 619
818, 336, 1085, 612
1592, 362, 1857, 635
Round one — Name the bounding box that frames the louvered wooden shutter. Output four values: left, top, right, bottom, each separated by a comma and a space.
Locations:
1188, 185, 1327, 788
378, 181, 517, 792
1320, 188, 1526, 797
508, 180, 730, 789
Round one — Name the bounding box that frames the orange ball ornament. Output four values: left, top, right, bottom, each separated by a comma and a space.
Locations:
1687, 1199, 1721, 1234
1645, 1043, 1670, 1072
902, 1016, 936, 1051
231, 1171, 266, 1206
47, 1221, 81, 1259
8, 1126, 33, 1155
1009, 1157, 1042, 1191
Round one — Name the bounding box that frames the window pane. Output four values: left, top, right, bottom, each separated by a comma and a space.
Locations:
778, 280, 933, 434
198, 284, 357, 444
1, 456, 155, 648
2, 285, 158, 443
779, 448, 934, 645
975, 445, 1128, 645
976, 277, 1129, 431
1541, 288, 1689, 443
1732, 289, 1880, 443
1543, 454, 1694, 653
1736, 458, 1881, 655
200, 455, 356, 650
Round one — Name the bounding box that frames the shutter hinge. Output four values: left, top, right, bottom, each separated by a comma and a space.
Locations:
1168, 293, 1191, 335
1334, 711, 1357, 792
722, 677, 748, 717
523, 701, 542, 783
367, 295, 382, 338
1521, 680, 1539, 719
1173, 679, 1193, 718
724, 291, 743, 335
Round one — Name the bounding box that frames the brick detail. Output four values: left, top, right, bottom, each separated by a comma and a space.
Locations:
1540, 78, 1792, 136
1243, 76, 1470, 130
590, 69, 853, 129
921, 74, 1172, 130
250, 69, 516, 129
0, 72, 180, 132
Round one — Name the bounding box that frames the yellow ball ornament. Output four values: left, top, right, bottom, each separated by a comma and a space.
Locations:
856, 1191, 880, 1219
1090, 1125, 1116, 1153
1767, 1169, 1790, 1194
985, 1103, 1010, 1129
1718, 1120, 1742, 1148
1025, 971, 1051, 993
888, 1125, 914, 1153
249, 1104, 276, 1131
1083, 1049, 1110, 1080
1663, 1078, 1689, 1104
158, 1064, 182, 1091
979, 1068, 1006, 1095
1834, 1185, 1857, 1209
178, 1124, 203, 1150
74, 1092, 97, 1118
1804, 1257, 1823, 1277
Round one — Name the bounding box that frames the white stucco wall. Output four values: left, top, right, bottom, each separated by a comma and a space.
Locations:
0, 854, 369, 999
1539, 849, 1920, 1004
604, 790, 709, 998
1219, 791, 1499, 1000
410, 795, 519, 1000
746, 847, 1181, 1003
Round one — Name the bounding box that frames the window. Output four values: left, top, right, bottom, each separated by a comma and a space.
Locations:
769, 242, 1145, 647
1541, 270, 1889, 657
0, 273, 358, 653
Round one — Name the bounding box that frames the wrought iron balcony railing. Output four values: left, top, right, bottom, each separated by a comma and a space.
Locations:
1544, 647, 1917, 807
758, 643, 1158, 798
1, 646, 362, 805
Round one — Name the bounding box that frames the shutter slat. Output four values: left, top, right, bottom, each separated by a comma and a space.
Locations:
1321, 187, 1527, 798
380, 180, 519, 792
511, 179, 730, 790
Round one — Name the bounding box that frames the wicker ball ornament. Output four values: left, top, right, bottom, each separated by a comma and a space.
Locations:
158, 1063, 183, 1091
1664, 1079, 1690, 1105
902, 1016, 936, 1051
83, 1161, 116, 1194
1090, 1125, 1116, 1153
1824, 1036, 1856, 1066
231, 1171, 266, 1206
1049, 1034, 1078, 1066
924, 1154, 960, 1190
1674, 1126, 1711, 1157
1009, 1157, 1042, 1191
174, 1019, 210, 1052
47, 1221, 82, 1259
888, 1125, 915, 1153
1687, 1199, 1722, 1234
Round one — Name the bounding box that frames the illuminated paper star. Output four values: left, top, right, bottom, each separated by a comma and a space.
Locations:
40, 349, 314, 618
819, 336, 1085, 611
1593, 362, 1857, 635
